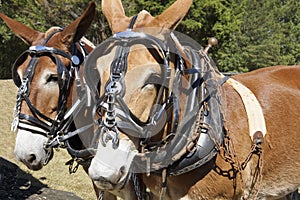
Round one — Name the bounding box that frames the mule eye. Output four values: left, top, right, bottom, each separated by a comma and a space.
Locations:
46, 74, 58, 83
143, 74, 162, 88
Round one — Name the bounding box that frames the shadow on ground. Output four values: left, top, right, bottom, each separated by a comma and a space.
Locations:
0, 156, 82, 200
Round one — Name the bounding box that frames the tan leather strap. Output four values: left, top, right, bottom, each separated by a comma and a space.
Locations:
225, 77, 267, 141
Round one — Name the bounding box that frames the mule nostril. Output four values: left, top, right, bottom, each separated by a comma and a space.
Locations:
27, 154, 36, 164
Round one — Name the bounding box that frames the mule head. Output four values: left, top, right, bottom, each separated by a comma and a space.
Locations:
87, 0, 192, 191
0, 1, 95, 170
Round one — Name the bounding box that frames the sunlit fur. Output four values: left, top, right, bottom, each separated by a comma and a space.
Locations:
0, 2, 130, 200
88, 0, 300, 199
0, 2, 96, 170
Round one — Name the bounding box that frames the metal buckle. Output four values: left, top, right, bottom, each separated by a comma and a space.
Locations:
29, 45, 54, 52
106, 81, 122, 94
114, 30, 146, 39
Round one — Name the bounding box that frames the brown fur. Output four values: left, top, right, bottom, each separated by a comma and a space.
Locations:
1, 2, 96, 121
98, 0, 300, 199
0, 2, 128, 200
143, 65, 300, 199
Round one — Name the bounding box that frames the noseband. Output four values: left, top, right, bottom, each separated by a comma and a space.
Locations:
11, 28, 89, 148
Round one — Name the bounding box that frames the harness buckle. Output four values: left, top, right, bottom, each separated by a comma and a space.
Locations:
44, 132, 65, 149
71, 55, 80, 65
106, 81, 122, 94
29, 45, 54, 53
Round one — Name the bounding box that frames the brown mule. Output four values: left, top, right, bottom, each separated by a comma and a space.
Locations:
0, 2, 139, 199
86, 0, 300, 199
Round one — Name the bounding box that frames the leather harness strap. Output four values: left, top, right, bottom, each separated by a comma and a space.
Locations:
224, 76, 267, 143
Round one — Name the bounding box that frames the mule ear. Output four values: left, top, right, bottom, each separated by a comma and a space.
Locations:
60, 1, 96, 44
102, 0, 130, 33
0, 13, 42, 45
148, 0, 192, 30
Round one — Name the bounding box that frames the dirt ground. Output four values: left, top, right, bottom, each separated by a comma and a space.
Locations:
0, 156, 83, 200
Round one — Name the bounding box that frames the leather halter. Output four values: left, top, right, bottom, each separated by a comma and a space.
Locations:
11, 28, 89, 148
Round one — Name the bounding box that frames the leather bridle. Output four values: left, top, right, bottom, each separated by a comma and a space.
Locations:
11, 28, 90, 149
82, 19, 225, 200
84, 29, 187, 149
84, 27, 225, 176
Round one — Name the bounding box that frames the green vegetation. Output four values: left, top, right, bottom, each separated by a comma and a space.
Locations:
0, 0, 299, 76
128, 0, 300, 72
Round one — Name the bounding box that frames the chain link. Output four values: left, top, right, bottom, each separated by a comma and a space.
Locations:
98, 80, 122, 149
11, 78, 30, 132
65, 158, 80, 174
104, 93, 117, 128
11, 93, 22, 132
98, 191, 104, 200
216, 131, 264, 199
132, 172, 142, 200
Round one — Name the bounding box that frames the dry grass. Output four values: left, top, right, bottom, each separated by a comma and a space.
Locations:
0, 79, 96, 200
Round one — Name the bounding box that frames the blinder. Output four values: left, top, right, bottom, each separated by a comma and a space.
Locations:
12, 51, 28, 87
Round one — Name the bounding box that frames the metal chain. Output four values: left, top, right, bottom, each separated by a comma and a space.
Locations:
65, 158, 80, 174
132, 172, 142, 200
104, 92, 117, 128
242, 143, 263, 199
11, 94, 21, 132
217, 130, 264, 199
159, 169, 167, 200
241, 143, 262, 170
11, 78, 28, 132
98, 191, 104, 200
216, 132, 245, 191
99, 81, 122, 148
